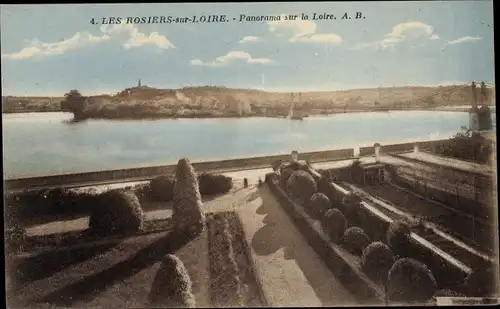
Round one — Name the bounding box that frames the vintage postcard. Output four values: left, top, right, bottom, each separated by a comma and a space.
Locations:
2, 1, 498, 308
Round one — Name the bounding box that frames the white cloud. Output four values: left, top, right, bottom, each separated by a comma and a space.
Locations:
267, 14, 342, 45
351, 21, 440, 51
100, 24, 175, 50
191, 51, 274, 67
1, 32, 110, 60
2, 24, 175, 60
239, 36, 260, 43
444, 36, 482, 46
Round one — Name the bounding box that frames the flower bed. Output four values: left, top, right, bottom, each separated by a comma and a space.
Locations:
269, 163, 491, 302
266, 172, 386, 304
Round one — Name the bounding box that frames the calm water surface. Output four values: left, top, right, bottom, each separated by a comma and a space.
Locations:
3, 111, 471, 178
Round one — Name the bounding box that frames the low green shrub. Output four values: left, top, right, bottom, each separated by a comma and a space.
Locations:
148, 175, 176, 201
320, 208, 347, 243
463, 267, 498, 297
308, 192, 331, 219
148, 254, 196, 308
210, 218, 244, 307
198, 173, 233, 196
387, 258, 438, 304
342, 227, 370, 256
89, 189, 145, 236
279, 167, 295, 188
286, 170, 318, 205
361, 241, 395, 284
340, 192, 363, 219
386, 220, 412, 257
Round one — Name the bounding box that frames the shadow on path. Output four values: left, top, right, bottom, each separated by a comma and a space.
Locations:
13, 242, 119, 285
251, 185, 354, 306
35, 230, 193, 307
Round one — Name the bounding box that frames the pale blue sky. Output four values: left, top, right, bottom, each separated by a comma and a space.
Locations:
1, 1, 494, 96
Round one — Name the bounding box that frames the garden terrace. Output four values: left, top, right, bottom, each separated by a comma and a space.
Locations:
268, 161, 496, 303
7, 210, 265, 308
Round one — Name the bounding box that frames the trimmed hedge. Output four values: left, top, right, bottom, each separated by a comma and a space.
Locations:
172, 158, 206, 236
147, 175, 176, 201
387, 258, 438, 304
463, 267, 498, 297
321, 209, 347, 243
386, 220, 412, 257
88, 189, 145, 236
148, 254, 196, 308
265, 172, 385, 303
209, 217, 244, 307
286, 170, 318, 205
307, 192, 331, 219
342, 227, 371, 256
361, 241, 395, 284
198, 173, 233, 196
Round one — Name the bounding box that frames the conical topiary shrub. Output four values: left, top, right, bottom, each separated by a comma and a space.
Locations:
286, 170, 317, 205
361, 241, 395, 284
387, 258, 438, 304
342, 227, 371, 256
308, 192, 331, 219
172, 158, 206, 236
89, 189, 144, 236
149, 254, 196, 308
321, 208, 347, 243
386, 220, 412, 257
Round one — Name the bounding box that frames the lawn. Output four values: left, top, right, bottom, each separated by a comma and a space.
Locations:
6, 210, 264, 308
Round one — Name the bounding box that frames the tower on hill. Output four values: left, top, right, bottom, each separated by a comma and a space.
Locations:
138, 79, 142, 88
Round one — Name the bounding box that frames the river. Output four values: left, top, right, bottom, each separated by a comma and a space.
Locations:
3, 111, 472, 178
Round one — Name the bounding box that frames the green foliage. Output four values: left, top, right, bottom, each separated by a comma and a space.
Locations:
342, 227, 371, 256
386, 220, 412, 255
387, 258, 438, 304
286, 170, 318, 205
434, 130, 493, 163
361, 241, 395, 284
279, 167, 294, 188
308, 192, 331, 219
172, 158, 206, 236
209, 218, 244, 307
341, 192, 363, 219
148, 175, 176, 201
464, 267, 498, 297
198, 173, 233, 196
321, 208, 347, 243
60, 89, 87, 116
89, 189, 145, 236
149, 254, 196, 308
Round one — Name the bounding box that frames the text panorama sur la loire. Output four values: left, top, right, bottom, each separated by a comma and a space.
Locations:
91, 12, 366, 25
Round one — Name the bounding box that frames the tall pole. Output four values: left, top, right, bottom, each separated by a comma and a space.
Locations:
471, 81, 478, 110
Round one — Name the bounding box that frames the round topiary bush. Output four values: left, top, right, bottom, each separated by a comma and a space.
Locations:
361, 241, 395, 284
149, 175, 176, 201
341, 192, 363, 219
342, 227, 371, 255
463, 267, 498, 297
286, 170, 318, 205
308, 192, 331, 219
386, 220, 412, 256
173, 158, 206, 236
279, 167, 295, 188
321, 209, 347, 243
149, 254, 196, 308
387, 258, 438, 304
316, 176, 332, 195
89, 189, 144, 236
198, 173, 233, 196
